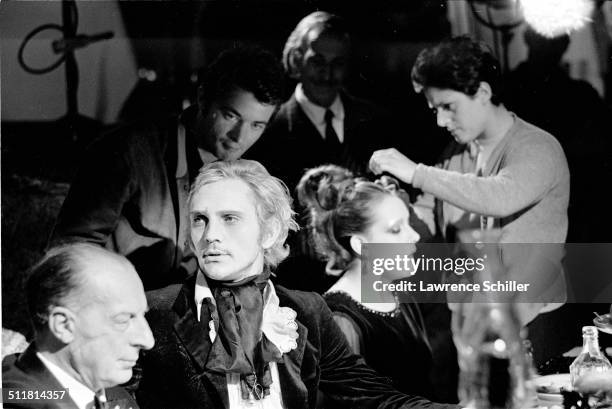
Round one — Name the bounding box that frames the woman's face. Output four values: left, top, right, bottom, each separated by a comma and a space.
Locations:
361, 194, 419, 248
359, 195, 420, 280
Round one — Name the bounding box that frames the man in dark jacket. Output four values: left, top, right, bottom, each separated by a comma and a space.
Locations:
49, 46, 284, 290
2, 243, 154, 409
136, 160, 458, 409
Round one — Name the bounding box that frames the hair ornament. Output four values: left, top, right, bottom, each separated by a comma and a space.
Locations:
374, 175, 400, 193
317, 177, 357, 211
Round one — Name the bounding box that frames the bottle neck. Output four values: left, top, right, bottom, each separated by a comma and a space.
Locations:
582, 334, 602, 356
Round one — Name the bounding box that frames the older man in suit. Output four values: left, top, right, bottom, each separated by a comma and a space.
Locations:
136, 160, 458, 409
251, 11, 388, 193
245, 12, 393, 292
2, 243, 155, 409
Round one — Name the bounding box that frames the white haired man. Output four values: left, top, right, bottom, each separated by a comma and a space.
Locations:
136, 160, 459, 409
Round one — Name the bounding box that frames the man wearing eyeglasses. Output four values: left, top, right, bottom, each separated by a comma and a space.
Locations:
49, 46, 284, 291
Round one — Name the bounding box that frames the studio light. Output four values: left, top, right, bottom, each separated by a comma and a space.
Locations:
520, 0, 594, 38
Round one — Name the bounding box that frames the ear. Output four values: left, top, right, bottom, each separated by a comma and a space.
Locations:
476, 81, 493, 104
287, 49, 304, 80
262, 219, 282, 250
47, 306, 76, 344
349, 235, 364, 256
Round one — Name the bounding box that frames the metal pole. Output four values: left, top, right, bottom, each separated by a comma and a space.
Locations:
62, 0, 79, 141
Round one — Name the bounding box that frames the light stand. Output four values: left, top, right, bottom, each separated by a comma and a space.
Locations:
17, 0, 114, 142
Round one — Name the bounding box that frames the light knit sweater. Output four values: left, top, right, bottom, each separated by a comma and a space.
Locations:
413, 115, 569, 244
412, 115, 570, 323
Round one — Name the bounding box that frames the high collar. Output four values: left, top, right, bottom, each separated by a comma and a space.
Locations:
193, 269, 297, 353
171, 275, 309, 408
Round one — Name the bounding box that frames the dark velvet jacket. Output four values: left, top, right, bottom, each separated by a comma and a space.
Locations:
49, 109, 202, 290
2, 343, 139, 409
135, 276, 458, 409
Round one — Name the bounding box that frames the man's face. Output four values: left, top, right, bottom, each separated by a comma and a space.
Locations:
424, 87, 488, 145
198, 87, 276, 161
190, 178, 272, 282
298, 28, 349, 108
69, 259, 154, 390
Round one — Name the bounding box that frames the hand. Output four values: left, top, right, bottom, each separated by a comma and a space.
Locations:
369, 148, 417, 184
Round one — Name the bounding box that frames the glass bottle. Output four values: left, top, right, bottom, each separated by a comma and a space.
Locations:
453, 302, 535, 409
453, 228, 535, 409
569, 325, 612, 387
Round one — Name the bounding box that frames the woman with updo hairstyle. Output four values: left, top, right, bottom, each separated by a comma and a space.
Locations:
297, 164, 437, 400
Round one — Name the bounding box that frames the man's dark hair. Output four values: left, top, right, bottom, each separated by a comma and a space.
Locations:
26, 245, 87, 332
200, 45, 285, 108
411, 36, 503, 105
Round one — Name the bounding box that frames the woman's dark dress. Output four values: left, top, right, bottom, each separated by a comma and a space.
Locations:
324, 291, 436, 400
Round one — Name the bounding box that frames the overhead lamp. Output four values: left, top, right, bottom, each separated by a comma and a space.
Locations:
520, 0, 595, 38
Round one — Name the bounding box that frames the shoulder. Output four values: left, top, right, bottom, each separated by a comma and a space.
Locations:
2, 353, 41, 390
341, 93, 385, 119
144, 283, 185, 330
275, 286, 332, 326
342, 93, 375, 109
106, 385, 139, 408
3, 353, 28, 385
259, 100, 293, 142
146, 283, 183, 310
266, 96, 298, 129
324, 291, 357, 310
88, 116, 177, 158
509, 116, 566, 158
272, 95, 297, 119
275, 285, 326, 310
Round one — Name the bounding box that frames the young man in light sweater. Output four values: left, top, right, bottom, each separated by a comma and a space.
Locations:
369, 36, 570, 366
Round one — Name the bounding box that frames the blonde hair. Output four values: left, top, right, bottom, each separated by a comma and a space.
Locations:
188, 160, 299, 269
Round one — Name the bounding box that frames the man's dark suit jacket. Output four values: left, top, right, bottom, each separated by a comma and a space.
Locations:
49, 108, 202, 290
2, 344, 138, 409
248, 91, 390, 195
135, 275, 458, 409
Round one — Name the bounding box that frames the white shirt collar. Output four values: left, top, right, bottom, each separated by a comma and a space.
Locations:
37, 352, 98, 409
194, 270, 215, 322
295, 83, 344, 126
